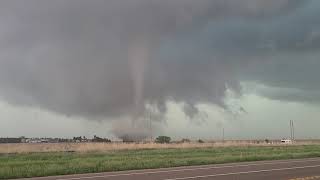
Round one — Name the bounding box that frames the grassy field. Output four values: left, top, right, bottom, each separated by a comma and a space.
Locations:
1, 140, 320, 154
1, 145, 320, 179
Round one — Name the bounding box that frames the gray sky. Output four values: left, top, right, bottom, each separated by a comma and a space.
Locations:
0, 0, 320, 139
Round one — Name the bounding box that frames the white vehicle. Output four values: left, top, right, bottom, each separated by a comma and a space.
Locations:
281, 139, 292, 144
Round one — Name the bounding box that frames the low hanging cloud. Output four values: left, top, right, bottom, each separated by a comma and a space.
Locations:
0, 0, 318, 126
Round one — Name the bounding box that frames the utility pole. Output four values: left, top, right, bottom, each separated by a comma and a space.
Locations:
149, 107, 153, 143
222, 127, 225, 143
289, 120, 292, 141
289, 120, 295, 141
290, 120, 292, 141
292, 120, 295, 141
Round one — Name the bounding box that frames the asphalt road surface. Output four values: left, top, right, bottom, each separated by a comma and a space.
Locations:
20, 158, 320, 180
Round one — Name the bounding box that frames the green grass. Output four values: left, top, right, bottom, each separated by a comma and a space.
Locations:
1, 145, 320, 179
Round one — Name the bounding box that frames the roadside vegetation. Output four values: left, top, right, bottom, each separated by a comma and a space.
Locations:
1, 145, 320, 179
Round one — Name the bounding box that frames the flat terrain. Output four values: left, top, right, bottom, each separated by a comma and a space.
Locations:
1, 141, 320, 154
18, 158, 320, 180
1, 145, 320, 179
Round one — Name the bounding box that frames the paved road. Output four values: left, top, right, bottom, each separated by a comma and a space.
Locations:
21, 158, 320, 180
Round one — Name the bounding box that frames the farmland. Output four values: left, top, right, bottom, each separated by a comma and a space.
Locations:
1, 144, 320, 179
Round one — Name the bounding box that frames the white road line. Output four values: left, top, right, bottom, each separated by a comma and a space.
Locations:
164, 164, 320, 180
55, 158, 320, 180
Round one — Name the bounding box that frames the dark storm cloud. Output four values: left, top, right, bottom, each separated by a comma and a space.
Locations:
0, 0, 317, 122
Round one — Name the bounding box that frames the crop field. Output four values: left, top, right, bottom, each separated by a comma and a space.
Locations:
1, 145, 320, 179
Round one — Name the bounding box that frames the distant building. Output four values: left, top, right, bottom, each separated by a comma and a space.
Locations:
25, 138, 49, 143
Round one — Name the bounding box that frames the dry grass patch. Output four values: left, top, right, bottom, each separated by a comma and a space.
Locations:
1, 140, 320, 154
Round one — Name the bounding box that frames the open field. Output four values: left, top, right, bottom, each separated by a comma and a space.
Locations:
1, 145, 320, 179
1, 140, 320, 154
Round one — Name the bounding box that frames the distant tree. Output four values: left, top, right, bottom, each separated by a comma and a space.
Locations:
0, 138, 21, 144
155, 136, 171, 144
198, 139, 204, 143
92, 135, 111, 143
181, 138, 191, 143
73, 136, 82, 142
